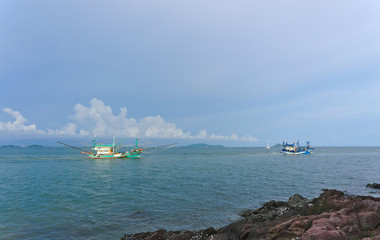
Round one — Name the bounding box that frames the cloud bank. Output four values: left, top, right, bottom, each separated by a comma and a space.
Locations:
0, 108, 44, 134
0, 98, 258, 142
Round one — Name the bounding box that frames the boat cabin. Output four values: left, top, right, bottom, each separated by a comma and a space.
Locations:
92, 144, 115, 155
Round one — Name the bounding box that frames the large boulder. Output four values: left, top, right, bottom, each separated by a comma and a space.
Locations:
239, 193, 309, 222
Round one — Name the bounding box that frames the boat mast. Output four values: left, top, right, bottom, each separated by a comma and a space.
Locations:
113, 136, 116, 153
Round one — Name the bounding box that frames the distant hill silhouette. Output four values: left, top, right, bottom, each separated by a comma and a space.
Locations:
1, 144, 43, 148
27, 145, 43, 148
176, 143, 225, 149
0, 145, 20, 148
272, 144, 282, 147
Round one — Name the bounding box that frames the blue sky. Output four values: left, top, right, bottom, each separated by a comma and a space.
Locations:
1, 1, 380, 146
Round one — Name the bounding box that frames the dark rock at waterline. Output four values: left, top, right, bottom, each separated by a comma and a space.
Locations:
287, 193, 309, 208
239, 193, 309, 222
121, 227, 217, 240
121, 189, 380, 240
367, 183, 380, 189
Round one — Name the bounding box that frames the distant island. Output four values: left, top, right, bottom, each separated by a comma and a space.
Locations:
271, 144, 282, 148
176, 143, 225, 149
0, 145, 20, 148
1, 145, 43, 148
27, 145, 43, 148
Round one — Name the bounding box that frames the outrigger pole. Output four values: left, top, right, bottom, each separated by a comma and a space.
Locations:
57, 141, 92, 154
145, 143, 177, 150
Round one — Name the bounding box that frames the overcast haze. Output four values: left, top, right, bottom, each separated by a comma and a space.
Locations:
1, 1, 380, 146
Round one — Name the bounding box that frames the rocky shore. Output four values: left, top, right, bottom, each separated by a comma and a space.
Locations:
121, 189, 380, 240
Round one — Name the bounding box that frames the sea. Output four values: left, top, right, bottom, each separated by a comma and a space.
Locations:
1, 146, 380, 239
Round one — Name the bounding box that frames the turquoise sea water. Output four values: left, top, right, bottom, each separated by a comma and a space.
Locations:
1, 146, 380, 239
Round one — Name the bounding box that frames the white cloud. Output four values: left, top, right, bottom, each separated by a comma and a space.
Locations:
193, 130, 258, 142
0, 108, 44, 134
139, 115, 191, 139
71, 98, 138, 137
71, 98, 257, 142
0, 98, 258, 142
47, 123, 85, 136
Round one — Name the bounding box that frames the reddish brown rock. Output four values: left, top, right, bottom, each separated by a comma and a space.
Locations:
121, 190, 380, 240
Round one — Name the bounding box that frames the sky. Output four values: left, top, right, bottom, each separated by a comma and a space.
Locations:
1, 0, 380, 146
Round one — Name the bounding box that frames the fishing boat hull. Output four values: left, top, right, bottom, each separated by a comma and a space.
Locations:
282, 149, 312, 155
88, 152, 142, 159
281, 140, 313, 155
58, 137, 147, 160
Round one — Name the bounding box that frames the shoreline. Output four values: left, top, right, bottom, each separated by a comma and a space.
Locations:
121, 188, 380, 240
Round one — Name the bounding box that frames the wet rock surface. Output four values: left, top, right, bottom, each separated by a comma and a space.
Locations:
239, 193, 309, 222
121, 227, 217, 240
121, 189, 380, 240
367, 183, 380, 190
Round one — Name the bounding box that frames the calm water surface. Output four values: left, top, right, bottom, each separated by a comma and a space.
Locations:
1, 147, 380, 239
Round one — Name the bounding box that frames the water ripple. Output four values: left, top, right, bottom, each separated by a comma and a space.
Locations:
1, 147, 380, 239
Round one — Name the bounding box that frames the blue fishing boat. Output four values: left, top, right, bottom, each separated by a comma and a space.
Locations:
281, 140, 312, 155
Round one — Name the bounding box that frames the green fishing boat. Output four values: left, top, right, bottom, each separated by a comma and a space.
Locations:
58, 137, 142, 159
58, 137, 176, 159
87, 136, 142, 159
